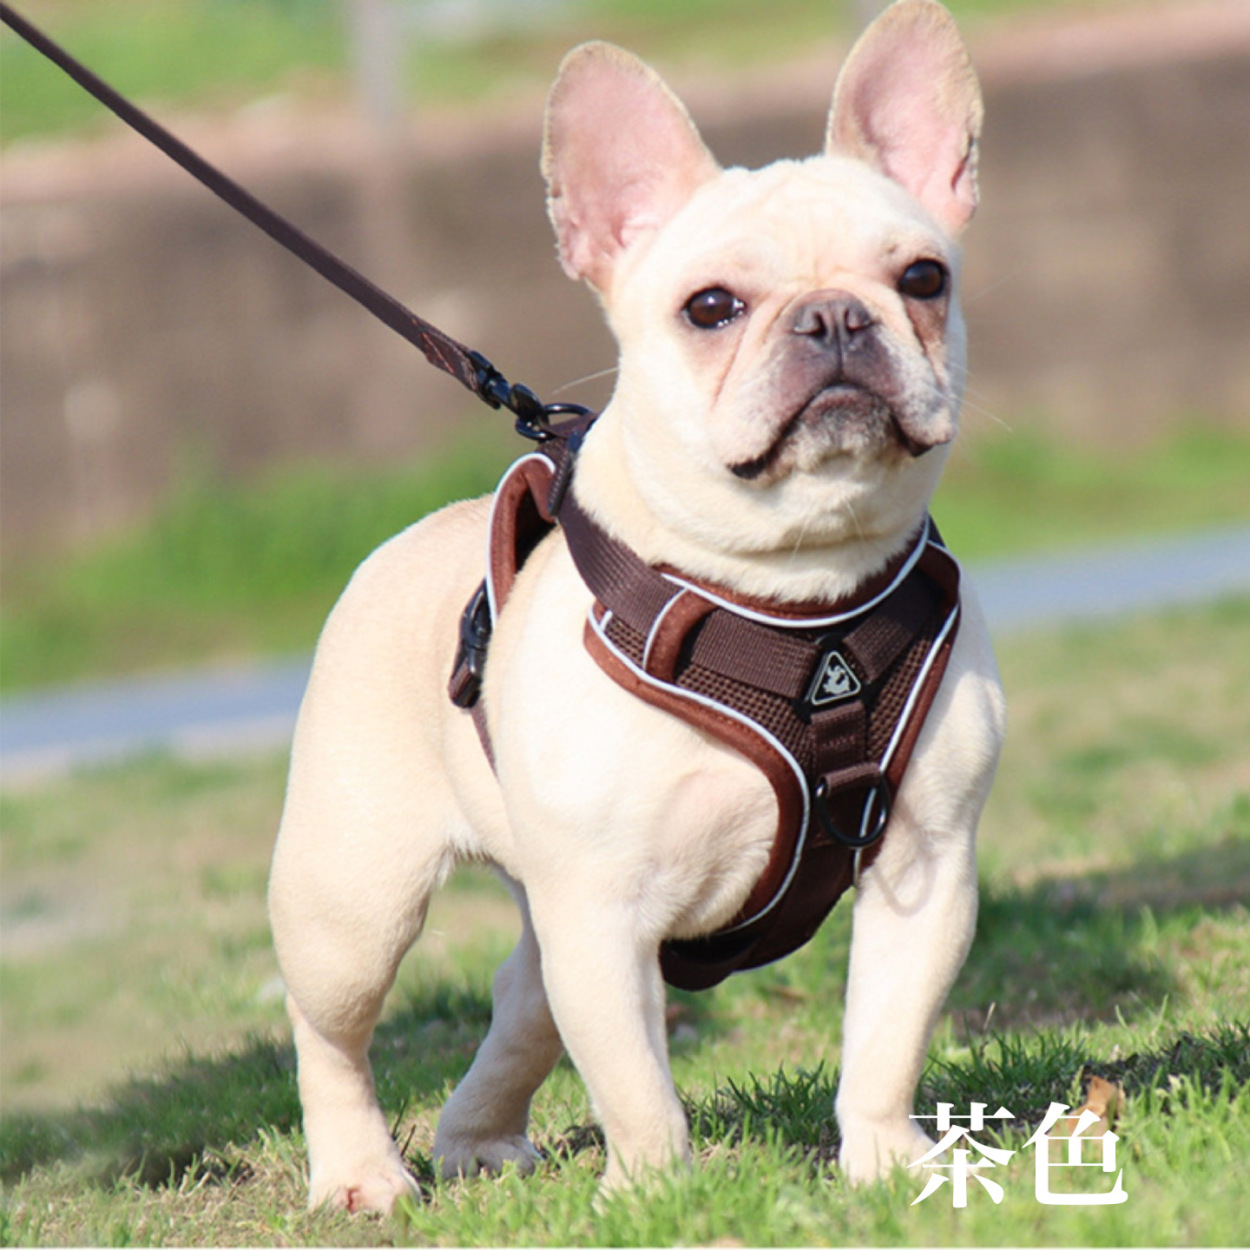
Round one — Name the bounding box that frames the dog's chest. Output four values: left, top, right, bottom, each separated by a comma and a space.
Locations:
450, 428, 960, 989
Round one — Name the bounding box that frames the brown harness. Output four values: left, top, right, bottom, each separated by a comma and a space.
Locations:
449, 420, 961, 991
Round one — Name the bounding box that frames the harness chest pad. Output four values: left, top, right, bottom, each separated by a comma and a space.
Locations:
449, 435, 962, 991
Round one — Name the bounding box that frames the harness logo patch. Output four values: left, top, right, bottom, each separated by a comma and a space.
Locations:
808, 650, 862, 708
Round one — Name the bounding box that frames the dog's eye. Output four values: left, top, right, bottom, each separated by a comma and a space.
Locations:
898, 260, 948, 300
684, 287, 746, 330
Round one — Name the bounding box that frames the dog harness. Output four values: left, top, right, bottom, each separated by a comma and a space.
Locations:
449, 418, 962, 991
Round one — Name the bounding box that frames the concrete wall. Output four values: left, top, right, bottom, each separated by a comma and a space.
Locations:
3, 2, 1248, 556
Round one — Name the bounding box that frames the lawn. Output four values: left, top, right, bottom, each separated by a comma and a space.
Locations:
1, 593, 1247, 1245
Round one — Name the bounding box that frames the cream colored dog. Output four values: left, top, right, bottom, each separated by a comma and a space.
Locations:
269, 0, 1005, 1214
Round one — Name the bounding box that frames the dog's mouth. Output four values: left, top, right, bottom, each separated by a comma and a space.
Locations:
728, 384, 936, 482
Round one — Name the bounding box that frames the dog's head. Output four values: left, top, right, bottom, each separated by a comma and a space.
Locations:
543, 0, 983, 591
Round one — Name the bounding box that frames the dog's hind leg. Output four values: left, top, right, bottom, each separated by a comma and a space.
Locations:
283, 988, 419, 1214
269, 507, 493, 1214
270, 743, 455, 1214
433, 885, 564, 1177
272, 813, 448, 1211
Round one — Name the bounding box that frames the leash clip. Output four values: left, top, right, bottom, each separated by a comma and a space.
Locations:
468, 351, 596, 445
469, 350, 553, 441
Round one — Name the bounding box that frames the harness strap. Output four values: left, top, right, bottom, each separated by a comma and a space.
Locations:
562, 497, 936, 701
447, 417, 590, 718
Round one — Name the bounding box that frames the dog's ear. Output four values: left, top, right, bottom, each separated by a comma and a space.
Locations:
827, 0, 983, 235
543, 43, 719, 292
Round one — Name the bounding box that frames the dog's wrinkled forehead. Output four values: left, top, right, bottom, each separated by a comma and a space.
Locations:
618, 156, 952, 321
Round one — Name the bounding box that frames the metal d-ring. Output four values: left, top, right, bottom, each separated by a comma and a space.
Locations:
813, 773, 892, 850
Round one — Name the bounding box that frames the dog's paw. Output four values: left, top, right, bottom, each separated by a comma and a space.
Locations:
309, 1160, 419, 1215
598, 1149, 690, 1199
839, 1121, 934, 1185
434, 1132, 543, 1180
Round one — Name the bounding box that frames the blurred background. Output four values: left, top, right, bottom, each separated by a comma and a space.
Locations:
2, 0, 1249, 692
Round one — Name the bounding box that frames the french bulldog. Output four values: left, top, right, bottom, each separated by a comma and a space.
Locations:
268, 0, 1005, 1214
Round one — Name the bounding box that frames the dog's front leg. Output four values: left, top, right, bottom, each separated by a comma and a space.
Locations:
527, 886, 690, 1191
836, 601, 1003, 1184
835, 818, 978, 1183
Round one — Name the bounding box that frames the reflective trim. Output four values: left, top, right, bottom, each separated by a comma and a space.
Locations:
658, 519, 932, 631
880, 573, 961, 776
483, 453, 554, 622
641, 588, 694, 674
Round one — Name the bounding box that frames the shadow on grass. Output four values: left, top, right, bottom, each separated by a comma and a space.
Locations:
0, 981, 492, 1189
954, 835, 1249, 1030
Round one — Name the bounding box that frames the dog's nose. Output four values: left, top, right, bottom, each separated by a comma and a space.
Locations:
790, 292, 876, 346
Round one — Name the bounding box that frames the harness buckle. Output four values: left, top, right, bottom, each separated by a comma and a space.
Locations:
509, 385, 553, 442
449, 581, 493, 708
812, 770, 891, 851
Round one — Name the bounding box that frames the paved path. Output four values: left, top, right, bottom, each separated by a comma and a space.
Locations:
970, 522, 1250, 631
3, 523, 1248, 786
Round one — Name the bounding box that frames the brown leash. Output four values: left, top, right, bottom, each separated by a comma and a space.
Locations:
0, 2, 581, 441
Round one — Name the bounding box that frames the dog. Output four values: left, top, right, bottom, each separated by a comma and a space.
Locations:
268, 0, 1005, 1214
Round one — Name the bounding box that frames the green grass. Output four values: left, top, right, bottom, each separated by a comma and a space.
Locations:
2, 0, 1142, 145
0, 422, 515, 693
1, 594, 1247, 1244
0, 0, 345, 144
3, 422, 1250, 694
933, 423, 1250, 562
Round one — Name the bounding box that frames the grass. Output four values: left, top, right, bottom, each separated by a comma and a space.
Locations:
933, 422, 1250, 562
1, 0, 342, 144
3, 421, 1250, 694
1, 593, 1247, 1244
2, 0, 1142, 145
0, 422, 515, 692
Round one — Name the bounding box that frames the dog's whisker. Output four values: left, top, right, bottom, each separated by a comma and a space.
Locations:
912, 369, 1013, 435
552, 367, 619, 396
965, 404, 1014, 434
956, 391, 1014, 433
786, 511, 819, 569
961, 266, 1026, 305
950, 370, 995, 405
844, 497, 867, 542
